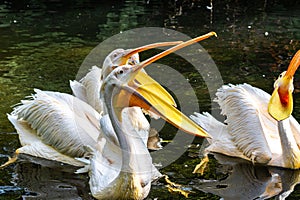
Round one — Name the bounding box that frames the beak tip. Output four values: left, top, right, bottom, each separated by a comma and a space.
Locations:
211, 31, 218, 37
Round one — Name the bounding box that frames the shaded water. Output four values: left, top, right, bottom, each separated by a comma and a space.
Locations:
0, 0, 300, 199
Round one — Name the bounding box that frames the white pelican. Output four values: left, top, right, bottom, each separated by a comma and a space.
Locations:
1, 32, 215, 169
191, 50, 300, 173
85, 60, 164, 199
85, 34, 218, 199
85, 33, 217, 198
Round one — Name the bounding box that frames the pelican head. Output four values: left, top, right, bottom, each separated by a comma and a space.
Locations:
268, 50, 300, 121
101, 41, 187, 109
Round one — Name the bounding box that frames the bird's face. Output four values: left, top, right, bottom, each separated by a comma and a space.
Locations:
102, 49, 132, 80
102, 64, 152, 122
268, 50, 300, 121
273, 71, 294, 104
108, 65, 134, 86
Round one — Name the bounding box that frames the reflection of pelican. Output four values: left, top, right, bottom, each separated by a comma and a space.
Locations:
193, 153, 300, 199
191, 50, 300, 171
15, 160, 93, 199
2, 32, 215, 169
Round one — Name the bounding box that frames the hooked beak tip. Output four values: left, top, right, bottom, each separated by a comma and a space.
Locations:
210, 31, 218, 37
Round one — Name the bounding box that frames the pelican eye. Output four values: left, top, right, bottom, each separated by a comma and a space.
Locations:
113, 53, 118, 58
119, 66, 130, 75
140, 180, 146, 187
279, 74, 283, 78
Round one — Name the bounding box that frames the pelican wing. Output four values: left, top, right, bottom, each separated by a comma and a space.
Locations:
8, 114, 87, 166
70, 66, 103, 113
69, 80, 88, 103
215, 84, 272, 163
10, 89, 101, 158
71, 66, 154, 149
289, 116, 300, 147
190, 112, 247, 159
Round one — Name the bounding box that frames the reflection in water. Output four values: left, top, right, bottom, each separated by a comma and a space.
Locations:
14, 156, 93, 200
194, 153, 300, 199
97, 0, 146, 40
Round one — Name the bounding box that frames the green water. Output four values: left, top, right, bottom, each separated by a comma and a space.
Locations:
0, 0, 300, 199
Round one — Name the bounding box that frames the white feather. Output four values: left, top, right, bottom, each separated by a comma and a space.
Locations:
70, 66, 103, 113
191, 83, 300, 168
8, 89, 101, 164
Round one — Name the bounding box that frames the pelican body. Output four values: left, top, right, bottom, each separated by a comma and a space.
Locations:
191, 50, 300, 170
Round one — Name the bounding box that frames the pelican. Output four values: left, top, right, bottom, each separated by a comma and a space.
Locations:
85, 33, 217, 199
1, 32, 215, 169
191, 50, 300, 173
85, 61, 162, 199
70, 33, 217, 147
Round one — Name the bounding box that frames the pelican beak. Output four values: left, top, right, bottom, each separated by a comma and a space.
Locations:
121, 41, 184, 107
123, 32, 217, 138
268, 50, 300, 121
120, 41, 184, 65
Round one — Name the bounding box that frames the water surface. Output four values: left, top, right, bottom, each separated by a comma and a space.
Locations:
0, 0, 300, 199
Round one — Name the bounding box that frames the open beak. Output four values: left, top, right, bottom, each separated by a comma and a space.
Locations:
120, 41, 184, 65
120, 41, 183, 107
268, 50, 300, 121
131, 32, 217, 71
121, 32, 217, 138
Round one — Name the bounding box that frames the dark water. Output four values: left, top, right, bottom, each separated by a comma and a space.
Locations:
0, 0, 300, 199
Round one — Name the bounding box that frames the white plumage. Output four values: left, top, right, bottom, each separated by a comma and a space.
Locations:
4, 33, 217, 199
70, 66, 152, 147
70, 66, 103, 113
8, 89, 100, 166
191, 83, 300, 169
5, 63, 161, 200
